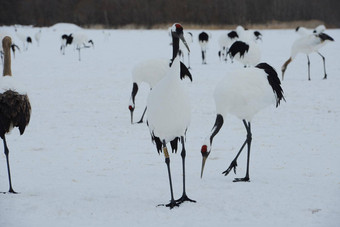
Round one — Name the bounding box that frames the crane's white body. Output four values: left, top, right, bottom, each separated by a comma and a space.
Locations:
72, 32, 91, 49
290, 33, 329, 59
214, 67, 275, 122
129, 58, 169, 110
132, 58, 169, 87
147, 58, 190, 143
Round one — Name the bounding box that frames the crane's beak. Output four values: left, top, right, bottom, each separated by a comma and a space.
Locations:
179, 33, 190, 53
201, 156, 208, 178
200, 145, 210, 178
129, 105, 134, 124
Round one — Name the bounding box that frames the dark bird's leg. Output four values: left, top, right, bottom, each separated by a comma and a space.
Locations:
176, 136, 196, 205
136, 107, 147, 124
307, 55, 311, 81
317, 52, 327, 79
3, 136, 17, 194
158, 140, 179, 209
222, 120, 252, 182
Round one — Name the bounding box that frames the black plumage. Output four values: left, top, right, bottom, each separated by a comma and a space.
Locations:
228, 41, 249, 59
256, 63, 285, 107
228, 31, 239, 39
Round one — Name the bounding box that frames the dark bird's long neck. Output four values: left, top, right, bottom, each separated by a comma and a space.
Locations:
170, 35, 180, 66
3, 44, 12, 77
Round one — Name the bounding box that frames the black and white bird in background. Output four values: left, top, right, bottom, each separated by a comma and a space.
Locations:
0, 36, 31, 194
198, 31, 209, 64
227, 26, 262, 67
218, 30, 239, 61
200, 62, 285, 182
60, 32, 94, 61
281, 24, 334, 80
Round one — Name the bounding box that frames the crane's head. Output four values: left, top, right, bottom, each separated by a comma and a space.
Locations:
2, 36, 12, 50
171, 23, 190, 53
128, 82, 138, 124
200, 142, 211, 178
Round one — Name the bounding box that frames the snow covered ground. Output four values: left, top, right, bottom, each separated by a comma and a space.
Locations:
0, 24, 339, 227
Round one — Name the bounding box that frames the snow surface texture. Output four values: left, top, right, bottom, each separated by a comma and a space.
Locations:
0, 25, 339, 227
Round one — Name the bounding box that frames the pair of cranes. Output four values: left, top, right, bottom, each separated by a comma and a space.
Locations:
129, 23, 288, 209
219, 24, 334, 81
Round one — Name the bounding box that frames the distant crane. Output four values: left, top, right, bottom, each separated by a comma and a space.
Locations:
15, 29, 32, 51
281, 25, 334, 80
198, 31, 209, 64
146, 23, 195, 209
0, 36, 31, 193
34, 30, 42, 47
218, 30, 239, 61
60, 33, 94, 61
179, 31, 193, 69
227, 26, 262, 67
200, 63, 285, 182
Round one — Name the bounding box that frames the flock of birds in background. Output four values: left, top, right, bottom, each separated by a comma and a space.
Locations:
0, 23, 335, 209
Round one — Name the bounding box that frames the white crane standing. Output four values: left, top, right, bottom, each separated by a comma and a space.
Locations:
146, 23, 195, 209
281, 25, 334, 80
200, 62, 285, 182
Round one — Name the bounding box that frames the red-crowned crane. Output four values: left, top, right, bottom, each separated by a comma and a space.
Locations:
146, 23, 195, 209
0, 36, 31, 193
200, 62, 285, 182
281, 25, 334, 80
60, 32, 94, 61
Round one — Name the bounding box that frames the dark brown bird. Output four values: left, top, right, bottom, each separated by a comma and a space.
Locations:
1, 36, 31, 194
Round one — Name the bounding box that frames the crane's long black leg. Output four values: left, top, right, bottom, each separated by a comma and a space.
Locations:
187, 53, 191, 69
223, 120, 252, 182
158, 140, 178, 209
77, 47, 81, 61
176, 136, 196, 205
234, 121, 252, 182
317, 52, 327, 79
136, 106, 147, 124
307, 55, 311, 81
3, 136, 17, 194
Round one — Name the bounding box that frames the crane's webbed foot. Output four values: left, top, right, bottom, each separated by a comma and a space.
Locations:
158, 199, 180, 209
136, 119, 144, 124
176, 193, 196, 205
1, 189, 18, 194
233, 176, 250, 182
222, 159, 238, 176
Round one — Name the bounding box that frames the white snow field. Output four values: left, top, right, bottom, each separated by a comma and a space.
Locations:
0, 24, 339, 226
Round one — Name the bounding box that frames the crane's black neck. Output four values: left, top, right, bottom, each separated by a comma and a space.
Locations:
170, 34, 180, 67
